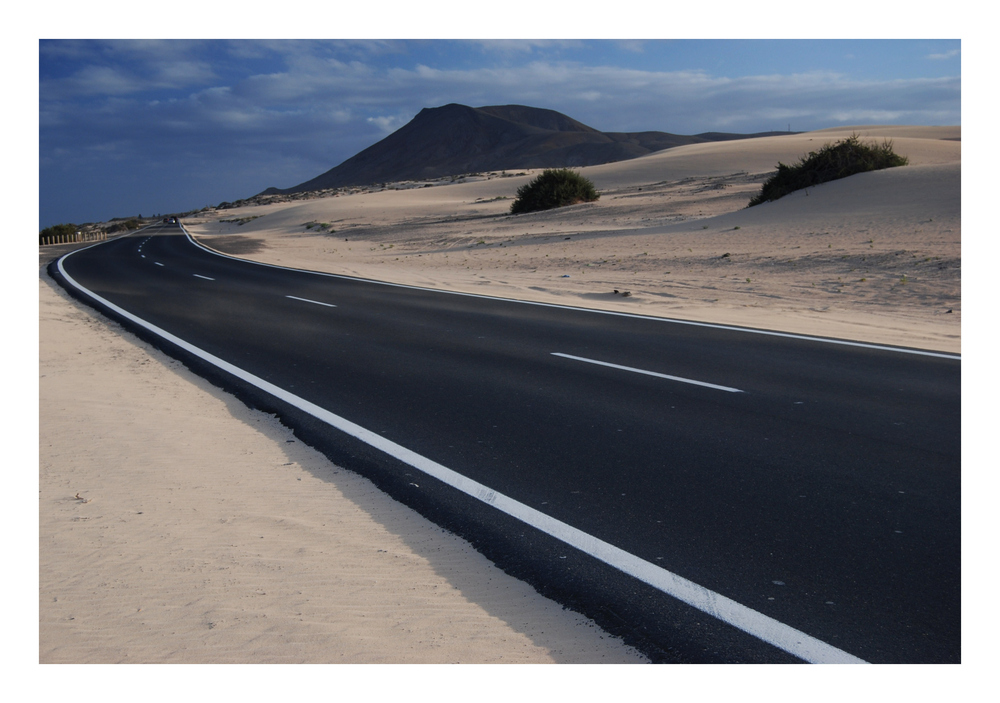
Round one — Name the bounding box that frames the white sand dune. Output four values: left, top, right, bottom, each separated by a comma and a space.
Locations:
40, 125, 959, 664
188, 125, 960, 353
585, 125, 960, 188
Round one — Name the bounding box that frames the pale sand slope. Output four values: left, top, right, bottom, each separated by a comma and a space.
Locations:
39, 125, 959, 665
188, 125, 960, 353
39, 261, 646, 663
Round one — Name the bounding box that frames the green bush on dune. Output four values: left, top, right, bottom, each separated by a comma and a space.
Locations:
39, 223, 77, 241
510, 169, 600, 214
747, 134, 909, 207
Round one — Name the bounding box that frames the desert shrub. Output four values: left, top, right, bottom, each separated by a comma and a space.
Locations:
303, 220, 333, 232
510, 169, 599, 214
39, 223, 77, 240
102, 218, 141, 235
747, 134, 908, 207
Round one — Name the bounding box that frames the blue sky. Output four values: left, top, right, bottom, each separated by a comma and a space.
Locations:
38, 38, 961, 229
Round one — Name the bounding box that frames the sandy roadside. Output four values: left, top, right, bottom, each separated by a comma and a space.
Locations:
38, 248, 646, 663
186, 126, 960, 354
37, 125, 961, 665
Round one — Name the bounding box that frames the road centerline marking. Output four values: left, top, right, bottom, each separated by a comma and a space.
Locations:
552, 352, 744, 393
55, 250, 867, 664
184, 226, 959, 361
286, 295, 337, 308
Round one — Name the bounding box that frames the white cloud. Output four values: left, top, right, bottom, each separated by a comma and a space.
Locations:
42, 45, 218, 99
928, 49, 960, 60
470, 39, 586, 54
153, 60, 217, 87
52, 65, 143, 96
367, 114, 411, 133
39, 41, 963, 228
829, 109, 906, 124
615, 40, 646, 53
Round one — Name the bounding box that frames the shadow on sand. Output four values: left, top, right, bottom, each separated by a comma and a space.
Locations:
39, 251, 646, 663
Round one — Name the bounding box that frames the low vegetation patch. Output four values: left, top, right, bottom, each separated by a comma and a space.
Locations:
102, 218, 141, 234
39, 218, 144, 244
747, 134, 908, 207
510, 169, 599, 214
220, 215, 261, 226
39, 223, 78, 242
303, 221, 335, 232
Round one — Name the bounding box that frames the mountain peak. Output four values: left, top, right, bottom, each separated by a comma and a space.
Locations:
261, 104, 787, 195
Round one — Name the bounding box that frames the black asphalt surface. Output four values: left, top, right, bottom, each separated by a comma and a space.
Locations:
51, 222, 961, 663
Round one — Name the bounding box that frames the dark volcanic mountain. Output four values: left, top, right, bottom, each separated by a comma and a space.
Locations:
261, 104, 789, 195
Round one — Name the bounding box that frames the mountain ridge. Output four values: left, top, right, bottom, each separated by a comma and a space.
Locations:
261, 104, 792, 195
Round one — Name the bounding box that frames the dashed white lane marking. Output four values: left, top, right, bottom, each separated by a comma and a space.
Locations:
55, 251, 867, 664
286, 295, 336, 308
193, 274, 215, 281
154, 262, 164, 267
183, 226, 958, 361
552, 352, 744, 393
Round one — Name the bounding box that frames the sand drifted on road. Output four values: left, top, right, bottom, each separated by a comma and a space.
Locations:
188, 126, 960, 353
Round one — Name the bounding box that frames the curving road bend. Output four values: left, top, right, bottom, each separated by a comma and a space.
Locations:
50, 221, 961, 663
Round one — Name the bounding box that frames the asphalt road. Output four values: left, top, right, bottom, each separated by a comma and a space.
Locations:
51, 222, 961, 663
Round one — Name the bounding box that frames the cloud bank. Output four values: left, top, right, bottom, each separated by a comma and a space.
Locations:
39, 40, 960, 228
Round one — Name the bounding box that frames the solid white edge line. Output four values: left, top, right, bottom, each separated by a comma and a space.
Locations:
286, 295, 337, 308
179, 224, 959, 361
54, 245, 868, 664
553, 352, 743, 393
